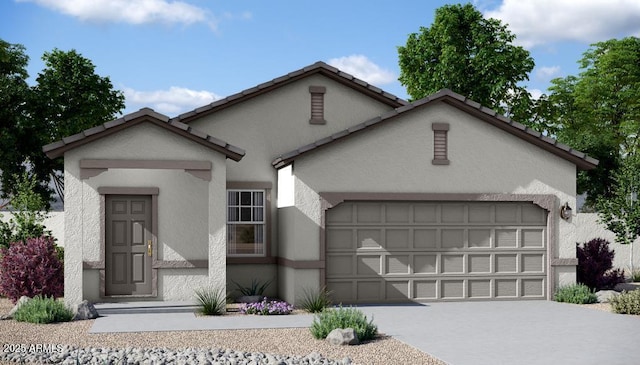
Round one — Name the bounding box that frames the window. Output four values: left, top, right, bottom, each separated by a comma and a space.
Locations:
432, 123, 450, 165
227, 190, 265, 256
309, 86, 326, 124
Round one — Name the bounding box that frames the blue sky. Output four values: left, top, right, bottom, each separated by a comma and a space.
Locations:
2, 0, 640, 116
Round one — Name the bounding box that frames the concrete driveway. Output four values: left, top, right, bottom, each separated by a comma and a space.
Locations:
92, 301, 640, 365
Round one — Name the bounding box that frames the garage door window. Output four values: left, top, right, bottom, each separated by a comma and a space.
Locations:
227, 190, 265, 256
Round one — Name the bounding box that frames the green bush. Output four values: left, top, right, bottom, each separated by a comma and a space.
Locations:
631, 270, 640, 283
610, 290, 640, 315
13, 295, 73, 324
194, 286, 227, 315
554, 283, 598, 304
310, 305, 377, 342
232, 278, 272, 296
298, 286, 333, 313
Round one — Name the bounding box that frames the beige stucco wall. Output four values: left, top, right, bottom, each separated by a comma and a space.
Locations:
280, 101, 579, 301
63, 122, 228, 305
0, 211, 64, 247
575, 213, 640, 274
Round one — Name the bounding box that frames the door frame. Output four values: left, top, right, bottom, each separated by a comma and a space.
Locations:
98, 187, 159, 299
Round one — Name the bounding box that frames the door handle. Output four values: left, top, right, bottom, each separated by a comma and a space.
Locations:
147, 240, 152, 257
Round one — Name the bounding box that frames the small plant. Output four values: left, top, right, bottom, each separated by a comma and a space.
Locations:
576, 238, 625, 290
194, 286, 227, 315
13, 295, 73, 324
310, 305, 377, 342
232, 278, 273, 296
610, 290, 640, 315
298, 286, 333, 313
0, 236, 64, 303
630, 270, 640, 283
554, 283, 598, 304
240, 297, 293, 315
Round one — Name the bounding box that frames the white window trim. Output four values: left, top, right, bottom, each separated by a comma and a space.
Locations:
227, 189, 266, 257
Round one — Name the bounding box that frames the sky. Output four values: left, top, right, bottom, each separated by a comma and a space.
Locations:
2, 0, 640, 117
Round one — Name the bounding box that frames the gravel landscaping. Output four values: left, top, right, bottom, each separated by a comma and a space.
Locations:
0, 298, 445, 364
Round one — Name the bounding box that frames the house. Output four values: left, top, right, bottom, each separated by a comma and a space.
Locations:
43, 62, 598, 306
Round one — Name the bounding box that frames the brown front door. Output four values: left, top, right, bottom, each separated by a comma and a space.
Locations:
105, 195, 153, 296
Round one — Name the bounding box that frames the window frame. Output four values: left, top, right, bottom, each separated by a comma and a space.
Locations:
226, 182, 272, 259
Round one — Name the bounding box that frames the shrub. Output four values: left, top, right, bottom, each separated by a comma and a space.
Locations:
232, 278, 272, 297
298, 286, 333, 313
310, 305, 377, 342
13, 295, 73, 324
240, 297, 293, 315
0, 236, 64, 303
554, 284, 598, 304
631, 270, 640, 283
194, 286, 227, 315
577, 238, 625, 290
610, 290, 640, 315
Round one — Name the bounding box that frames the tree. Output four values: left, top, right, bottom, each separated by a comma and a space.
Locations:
29, 48, 126, 203
538, 37, 640, 207
596, 154, 640, 275
0, 41, 125, 206
0, 40, 35, 204
397, 3, 535, 121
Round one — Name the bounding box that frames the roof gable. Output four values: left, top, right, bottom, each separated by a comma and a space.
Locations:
43, 108, 245, 161
171, 61, 408, 124
272, 89, 598, 170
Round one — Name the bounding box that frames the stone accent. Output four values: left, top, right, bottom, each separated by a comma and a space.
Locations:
326, 328, 359, 346
73, 300, 99, 320
614, 282, 640, 292
1, 296, 31, 320
596, 290, 618, 303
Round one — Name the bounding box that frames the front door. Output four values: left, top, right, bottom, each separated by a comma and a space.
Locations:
105, 195, 153, 296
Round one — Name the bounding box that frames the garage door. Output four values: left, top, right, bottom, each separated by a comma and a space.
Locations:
325, 201, 547, 303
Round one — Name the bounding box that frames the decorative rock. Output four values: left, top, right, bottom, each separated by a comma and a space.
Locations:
614, 282, 640, 292
73, 300, 99, 320
1, 296, 31, 320
326, 328, 359, 346
596, 290, 619, 303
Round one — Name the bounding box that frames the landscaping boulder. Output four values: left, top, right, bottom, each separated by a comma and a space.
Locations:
1, 296, 30, 320
326, 328, 359, 346
614, 282, 640, 292
73, 300, 99, 320
596, 290, 618, 303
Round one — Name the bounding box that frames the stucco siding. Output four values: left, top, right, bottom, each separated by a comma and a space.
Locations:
63, 122, 228, 305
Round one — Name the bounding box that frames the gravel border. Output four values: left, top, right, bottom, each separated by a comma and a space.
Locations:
0, 299, 445, 365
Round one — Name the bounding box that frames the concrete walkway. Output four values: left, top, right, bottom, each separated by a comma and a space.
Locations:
91, 301, 640, 365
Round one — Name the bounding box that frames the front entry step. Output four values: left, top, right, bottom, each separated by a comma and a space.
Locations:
94, 301, 200, 315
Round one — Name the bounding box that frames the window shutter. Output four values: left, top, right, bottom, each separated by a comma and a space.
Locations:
309, 86, 326, 124
432, 123, 450, 165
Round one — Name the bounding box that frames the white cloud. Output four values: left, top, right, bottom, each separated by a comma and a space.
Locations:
18, 0, 216, 29
123, 86, 221, 115
327, 55, 396, 85
536, 66, 561, 80
528, 88, 543, 100
485, 0, 640, 48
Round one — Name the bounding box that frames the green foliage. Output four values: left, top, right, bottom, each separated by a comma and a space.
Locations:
397, 3, 534, 121
537, 37, 640, 207
13, 295, 73, 324
631, 270, 640, 283
297, 286, 333, 313
553, 284, 598, 304
194, 286, 227, 315
310, 306, 377, 341
232, 278, 272, 296
0, 172, 51, 250
0, 39, 125, 206
610, 290, 640, 315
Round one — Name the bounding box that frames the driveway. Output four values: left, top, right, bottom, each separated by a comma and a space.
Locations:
92, 301, 640, 365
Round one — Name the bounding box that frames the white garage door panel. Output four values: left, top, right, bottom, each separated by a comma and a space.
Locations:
326, 202, 547, 303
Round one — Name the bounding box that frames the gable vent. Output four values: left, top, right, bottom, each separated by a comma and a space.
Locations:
432, 123, 450, 165
309, 86, 326, 125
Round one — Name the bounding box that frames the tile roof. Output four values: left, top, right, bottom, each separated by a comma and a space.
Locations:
43, 108, 245, 161
171, 61, 408, 124
272, 89, 599, 171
